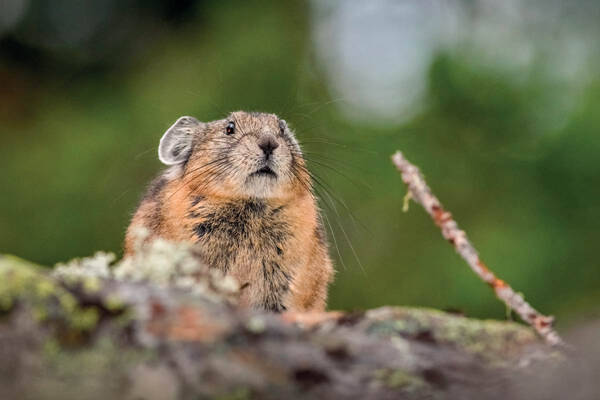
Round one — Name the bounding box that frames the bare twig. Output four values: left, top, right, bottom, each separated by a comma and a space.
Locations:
391, 151, 565, 347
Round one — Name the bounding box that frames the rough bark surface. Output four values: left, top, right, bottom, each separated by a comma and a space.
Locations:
0, 248, 588, 400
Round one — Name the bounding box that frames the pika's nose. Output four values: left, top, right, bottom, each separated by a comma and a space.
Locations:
257, 134, 279, 157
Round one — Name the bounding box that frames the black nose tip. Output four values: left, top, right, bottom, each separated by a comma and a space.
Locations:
258, 135, 279, 157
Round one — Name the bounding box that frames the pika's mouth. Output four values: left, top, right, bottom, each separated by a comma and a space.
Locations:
250, 166, 277, 178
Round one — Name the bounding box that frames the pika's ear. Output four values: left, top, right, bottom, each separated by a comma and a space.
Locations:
158, 116, 201, 165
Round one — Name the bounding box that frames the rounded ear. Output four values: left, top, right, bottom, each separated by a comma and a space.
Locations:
158, 116, 201, 165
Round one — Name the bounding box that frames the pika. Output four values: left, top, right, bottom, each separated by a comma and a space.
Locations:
125, 111, 334, 312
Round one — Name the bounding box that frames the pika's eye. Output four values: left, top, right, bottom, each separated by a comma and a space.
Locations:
225, 121, 235, 135
278, 119, 286, 135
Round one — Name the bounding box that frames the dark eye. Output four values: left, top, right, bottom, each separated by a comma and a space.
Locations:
226, 121, 235, 135
279, 119, 286, 135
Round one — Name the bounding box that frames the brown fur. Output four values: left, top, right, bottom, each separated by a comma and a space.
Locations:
125, 111, 334, 311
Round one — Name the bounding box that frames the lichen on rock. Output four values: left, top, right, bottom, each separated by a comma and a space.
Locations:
364, 307, 541, 363
0, 255, 99, 333
0, 245, 570, 400
53, 230, 240, 305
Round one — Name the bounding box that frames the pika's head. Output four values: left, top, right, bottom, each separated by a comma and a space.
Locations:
158, 111, 310, 199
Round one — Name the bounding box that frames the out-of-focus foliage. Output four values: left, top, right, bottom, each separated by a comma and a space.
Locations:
1, 0, 598, 326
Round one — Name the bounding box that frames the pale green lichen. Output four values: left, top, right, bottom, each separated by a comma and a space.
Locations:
0, 255, 40, 312
0, 255, 59, 315
1, 234, 240, 348
54, 252, 115, 280
82, 276, 102, 295
0, 255, 101, 333
52, 230, 240, 305
373, 368, 426, 391
366, 307, 538, 363
115, 232, 239, 302
246, 316, 266, 334
70, 307, 100, 332
104, 293, 125, 312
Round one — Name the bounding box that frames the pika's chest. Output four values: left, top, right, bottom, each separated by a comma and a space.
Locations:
185, 198, 294, 310
188, 198, 288, 255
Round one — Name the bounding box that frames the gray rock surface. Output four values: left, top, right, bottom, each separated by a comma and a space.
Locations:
0, 245, 584, 400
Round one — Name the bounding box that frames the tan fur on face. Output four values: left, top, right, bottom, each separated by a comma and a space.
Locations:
125, 111, 334, 312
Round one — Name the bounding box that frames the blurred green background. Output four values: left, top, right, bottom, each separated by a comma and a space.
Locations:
1, 0, 598, 328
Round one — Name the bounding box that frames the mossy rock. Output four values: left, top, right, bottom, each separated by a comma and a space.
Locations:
0, 252, 564, 400
0, 255, 100, 335
365, 307, 541, 363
